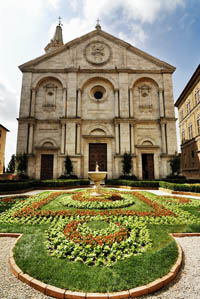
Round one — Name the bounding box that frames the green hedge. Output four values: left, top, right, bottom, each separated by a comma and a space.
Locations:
0, 179, 89, 192
159, 181, 200, 193
0, 179, 199, 193
0, 180, 38, 192
39, 179, 89, 187
106, 179, 159, 187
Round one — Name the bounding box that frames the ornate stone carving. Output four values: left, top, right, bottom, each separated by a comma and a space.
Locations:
84, 41, 111, 65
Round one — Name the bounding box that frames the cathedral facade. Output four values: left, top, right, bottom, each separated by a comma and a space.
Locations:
17, 23, 177, 179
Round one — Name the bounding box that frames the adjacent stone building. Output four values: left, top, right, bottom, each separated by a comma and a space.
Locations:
17, 23, 177, 179
0, 124, 9, 174
175, 64, 200, 179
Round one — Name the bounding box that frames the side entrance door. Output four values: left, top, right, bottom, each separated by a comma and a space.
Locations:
40, 154, 54, 180
142, 154, 154, 180
89, 143, 107, 171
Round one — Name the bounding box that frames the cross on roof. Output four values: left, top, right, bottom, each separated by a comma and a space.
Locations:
96, 18, 101, 29
96, 18, 101, 26
58, 16, 63, 26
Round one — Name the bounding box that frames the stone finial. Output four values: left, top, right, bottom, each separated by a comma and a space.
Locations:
44, 19, 64, 53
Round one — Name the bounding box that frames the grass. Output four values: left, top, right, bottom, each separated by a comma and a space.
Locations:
181, 206, 200, 218
13, 225, 178, 292
87, 220, 109, 230
41, 191, 154, 212
1, 189, 199, 292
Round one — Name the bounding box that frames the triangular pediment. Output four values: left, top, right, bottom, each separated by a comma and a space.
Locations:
19, 29, 175, 72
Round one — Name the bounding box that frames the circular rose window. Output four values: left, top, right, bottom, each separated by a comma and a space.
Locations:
90, 85, 106, 101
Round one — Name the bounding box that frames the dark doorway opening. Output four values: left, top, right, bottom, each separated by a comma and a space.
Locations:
142, 154, 154, 180
89, 143, 107, 171
40, 154, 54, 180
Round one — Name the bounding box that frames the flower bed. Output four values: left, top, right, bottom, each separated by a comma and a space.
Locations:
60, 190, 136, 209
45, 215, 151, 266
1, 188, 200, 293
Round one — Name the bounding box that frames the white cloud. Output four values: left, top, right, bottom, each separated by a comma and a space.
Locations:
83, 0, 185, 23
60, 0, 185, 46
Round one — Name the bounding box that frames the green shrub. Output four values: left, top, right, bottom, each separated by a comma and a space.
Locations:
159, 181, 200, 193
0, 179, 89, 192
106, 179, 159, 187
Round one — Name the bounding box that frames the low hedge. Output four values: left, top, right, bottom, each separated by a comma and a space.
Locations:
39, 179, 89, 187
106, 179, 159, 187
159, 181, 200, 193
0, 178, 199, 193
0, 180, 38, 192
0, 179, 89, 192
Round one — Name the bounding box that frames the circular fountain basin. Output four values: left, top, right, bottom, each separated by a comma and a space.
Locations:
88, 172, 107, 181
88, 171, 107, 196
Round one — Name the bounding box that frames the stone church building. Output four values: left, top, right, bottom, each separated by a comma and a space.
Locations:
17, 22, 177, 180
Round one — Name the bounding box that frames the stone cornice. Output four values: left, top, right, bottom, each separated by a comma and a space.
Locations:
82, 135, 114, 139
175, 64, 200, 107
21, 67, 174, 74
135, 145, 160, 150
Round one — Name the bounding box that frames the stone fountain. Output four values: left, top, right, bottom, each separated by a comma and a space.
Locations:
88, 162, 107, 196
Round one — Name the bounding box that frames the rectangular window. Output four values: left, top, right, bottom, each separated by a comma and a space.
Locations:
182, 129, 185, 143
186, 101, 191, 114
195, 89, 200, 104
180, 110, 184, 121
197, 116, 200, 135
188, 124, 193, 139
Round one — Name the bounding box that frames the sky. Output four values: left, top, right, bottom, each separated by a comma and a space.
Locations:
1, 0, 200, 167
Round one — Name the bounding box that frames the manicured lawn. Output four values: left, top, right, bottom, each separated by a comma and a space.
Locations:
0, 189, 200, 292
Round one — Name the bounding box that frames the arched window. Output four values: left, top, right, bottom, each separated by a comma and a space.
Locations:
188, 123, 193, 139
197, 114, 200, 135
195, 88, 200, 104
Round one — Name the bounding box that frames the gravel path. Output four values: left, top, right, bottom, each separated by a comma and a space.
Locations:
0, 237, 199, 299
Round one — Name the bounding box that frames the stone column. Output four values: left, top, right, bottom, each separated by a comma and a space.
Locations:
77, 89, 81, 118
129, 89, 134, 118
159, 88, 164, 117
114, 89, 119, 117
28, 124, 34, 154
30, 89, 36, 117
77, 124, 81, 154
63, 88, 67, 118
131, 124, 135, 154
61, 124, 65, 154
161, 123, 167, 153
115, 124, 119, 154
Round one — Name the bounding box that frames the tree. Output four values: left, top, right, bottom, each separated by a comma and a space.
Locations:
122, 152, 132, 175
64, 155, 73, 176
16, 153, 28, 175
7, 154, 16, 173
169, 153, 181, 176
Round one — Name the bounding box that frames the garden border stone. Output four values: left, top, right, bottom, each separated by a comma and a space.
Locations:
0, 232, 192, 299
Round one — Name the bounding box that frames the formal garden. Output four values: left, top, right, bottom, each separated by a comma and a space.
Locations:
0, 187, 200, 293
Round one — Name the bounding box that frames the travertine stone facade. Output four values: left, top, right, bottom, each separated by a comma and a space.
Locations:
175, 65, 200, 179
17, 25, 177, 179
0, 125, 9, 174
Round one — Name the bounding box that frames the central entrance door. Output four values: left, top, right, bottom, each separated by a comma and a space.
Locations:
40, 154, 54, 179
142, 154, 154, 180
89, 143, 107, 171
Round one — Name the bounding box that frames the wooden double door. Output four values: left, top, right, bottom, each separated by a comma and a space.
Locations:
89, 143, 107, 171
40, 154, 54, 180
142, 154, 154, 180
